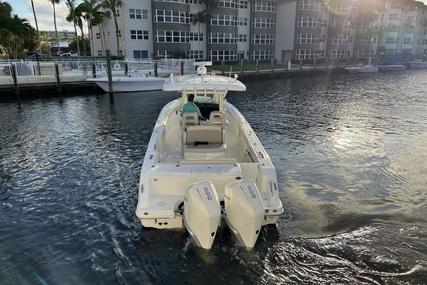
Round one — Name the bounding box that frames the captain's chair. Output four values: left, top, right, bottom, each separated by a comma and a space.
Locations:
209, 111, 224, 125
181, 112, 199, 130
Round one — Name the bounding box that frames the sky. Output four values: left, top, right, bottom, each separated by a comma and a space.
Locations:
7, 0, 77, 31
5, 0, 427, 32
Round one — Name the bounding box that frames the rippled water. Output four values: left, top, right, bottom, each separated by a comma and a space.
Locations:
1, 71, 426, 284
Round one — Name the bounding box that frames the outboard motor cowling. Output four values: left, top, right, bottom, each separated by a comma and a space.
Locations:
224, 180, 265, 250
183, 181, 221, 250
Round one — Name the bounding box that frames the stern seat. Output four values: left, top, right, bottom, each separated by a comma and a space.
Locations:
181, 112, 227, 160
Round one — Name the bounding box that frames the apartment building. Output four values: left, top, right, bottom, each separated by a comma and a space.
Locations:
90, 0, 427, 62
91, 0, 294, 61
376, 0, 426, 60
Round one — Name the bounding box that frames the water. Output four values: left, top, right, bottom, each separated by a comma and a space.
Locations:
1, 71, 427, 284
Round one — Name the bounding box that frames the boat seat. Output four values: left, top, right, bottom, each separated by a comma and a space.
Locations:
209, 111, 224, 125
181, 112, 199, 130
183, 125, 226, 159
184, 125, 223, 145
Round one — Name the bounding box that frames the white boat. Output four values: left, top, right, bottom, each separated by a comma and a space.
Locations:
409, 60, 427, 69
378, 64, 407, 71
345, 64, 379, 73
87, 74, 166, 92
135, 62, 283, 250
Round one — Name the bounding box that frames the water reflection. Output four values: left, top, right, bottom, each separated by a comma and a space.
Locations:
0, 71, 426, 284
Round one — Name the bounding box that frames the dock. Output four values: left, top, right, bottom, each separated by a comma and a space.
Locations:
0, 57, 347, 99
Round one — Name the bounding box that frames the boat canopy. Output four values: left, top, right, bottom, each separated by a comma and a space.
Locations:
162, 62, 246, 93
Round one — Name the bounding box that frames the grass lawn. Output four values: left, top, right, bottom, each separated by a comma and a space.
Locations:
211, 62, 287, 72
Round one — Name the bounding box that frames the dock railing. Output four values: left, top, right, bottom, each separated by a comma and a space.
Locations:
0, 58, 196, 93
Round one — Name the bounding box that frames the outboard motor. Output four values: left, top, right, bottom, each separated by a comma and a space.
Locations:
224, 180, 265, 250
184, 181, 221, 250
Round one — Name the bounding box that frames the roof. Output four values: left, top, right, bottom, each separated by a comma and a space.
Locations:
162, 74, 246, 92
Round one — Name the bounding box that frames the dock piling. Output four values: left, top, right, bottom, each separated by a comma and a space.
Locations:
240, 59, 244, 75
180, 60, 184, 75
106, 50, 113, 94
256, 59, 260, 78
55, 63, 62, 92
154, 62, 158, 77
271, 59, 275, 77
125, 63, 128, 75
92, 64, 96, 78
11, 64, 19, 95
221, 61, 225, 76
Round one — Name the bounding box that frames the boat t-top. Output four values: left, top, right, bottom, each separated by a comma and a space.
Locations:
136, 62, 283, 250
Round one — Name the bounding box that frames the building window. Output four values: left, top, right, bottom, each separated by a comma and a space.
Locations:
219, 0, 239, 8
155, 10, 189, 23
297, 17, 319, 28
251, 50, 272, 60
237, 17, 248, 26
297, 34, 318, 44
253, 18, 275, 28
96, 32, 101, 39
210, 33, 237, 44
295, 50, 317, 60
97, 50, 103, 56
210, 50, 237, 61
299, 0, 318, 11
329, 50, 349, 59
155, 30, 189, 43
386, 37, 396, 44
133, 50, 149, 59
189, 32, 203, 41
404, 38, 412, 44
131, 30, 149, 40
253, 1, 275, 12
239, 0, 248, 9
211, 14, 237, 26
238, 34, 247, 42
129, 9, 148, 19
252, 34, 274, 44
186, 50, 204, 59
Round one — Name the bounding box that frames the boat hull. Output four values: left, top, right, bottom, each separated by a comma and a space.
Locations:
135, 100, 283, 232
345, 66, 379, 73
378, 65, 407, 71
409, 62, 427, 69
87, 76, 165, 92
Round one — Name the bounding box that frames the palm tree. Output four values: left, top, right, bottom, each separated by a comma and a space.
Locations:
65, 0, 81, 56
102, 0, 122, 56
77, 0, 107, 56
30, 0, 40, 51
74, 5, 87, 56
49, 0, 61, 56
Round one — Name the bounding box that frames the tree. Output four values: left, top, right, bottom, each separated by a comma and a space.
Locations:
65, 0, 81, 56
48, 0, 61, 55
69, 36, 90, 55
191, 0, 219, 60
77, 0, 108, 56
0, 9, 37, 58
102, 0, 122, 56
74, 5, 87, 56
30, 0, 40, 51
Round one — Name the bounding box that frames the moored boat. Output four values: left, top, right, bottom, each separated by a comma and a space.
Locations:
135, 62, 283, 250
378, 64, 407, 71
87, 74, 166, 92
345, 64, 379, 73
409, 60, 427, 69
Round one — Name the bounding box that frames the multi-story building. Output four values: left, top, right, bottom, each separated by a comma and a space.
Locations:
90, 0, 427, 62
376, 0, 426, 61
293, 0, 329, 61
91, 0, 290, 61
